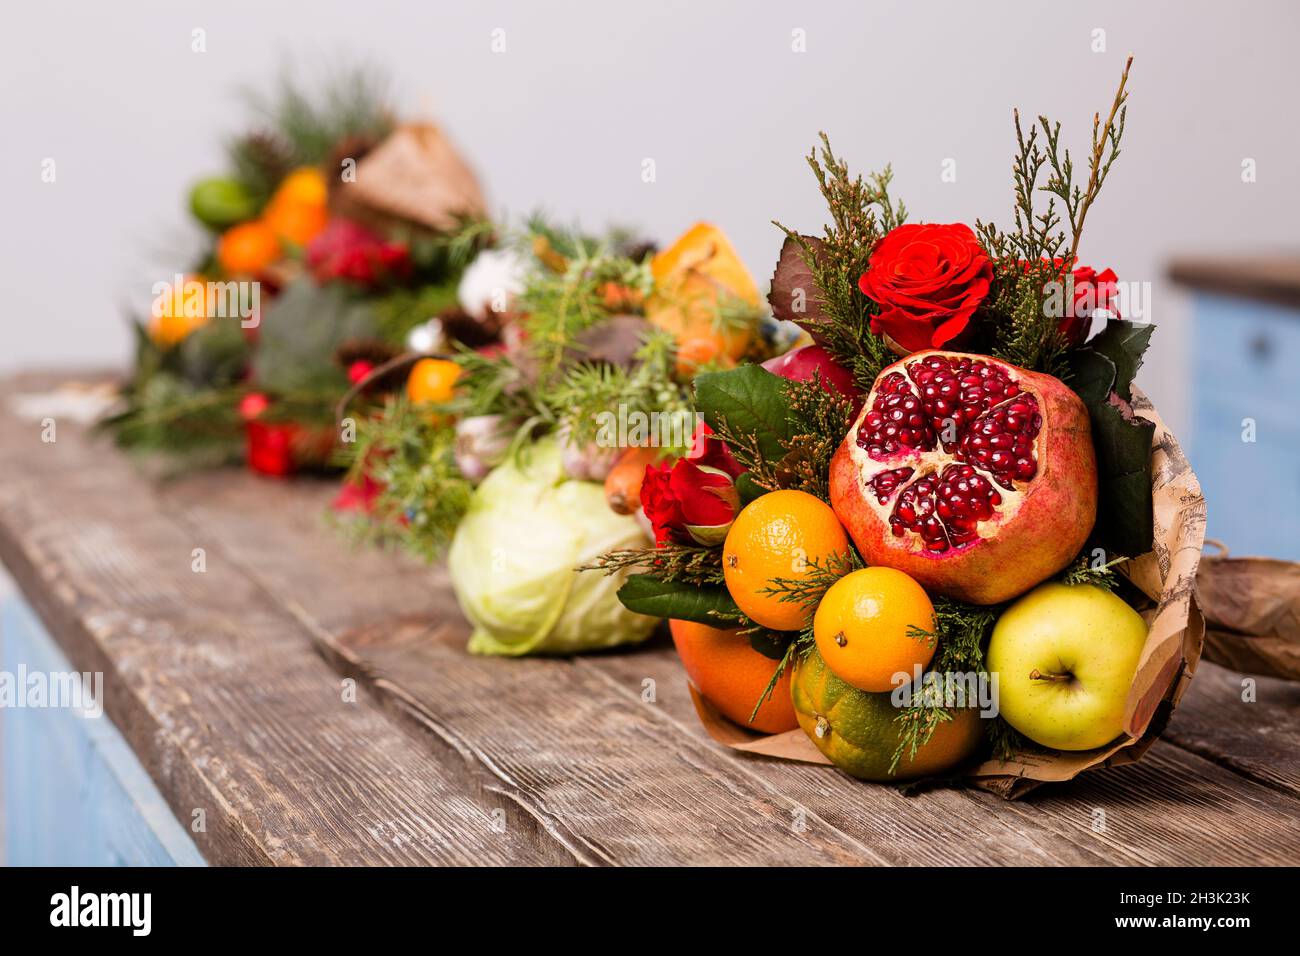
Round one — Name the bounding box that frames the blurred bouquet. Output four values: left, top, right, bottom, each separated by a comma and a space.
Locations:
102, 68, 493, 477
337, 220, 795, 655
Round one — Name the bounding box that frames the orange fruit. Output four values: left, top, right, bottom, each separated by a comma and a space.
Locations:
217, 220, 281, 275
675, 330, 734, 378
813, 567, 936, 692
670, 619, 798, 734
791, 646, 984, 781
272, 167, 329, 207
647, 222, 760, 367
722, 490, 851, 632
262, 196, 329, 246
148, 274, 210, 347
407, 358, 462, 405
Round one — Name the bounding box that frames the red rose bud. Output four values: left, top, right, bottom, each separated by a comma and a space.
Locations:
1020, 259, 1122, 345
684, 420, 743, 478
672, 459, 740, 545
640, 451, 741, 547
640, 461, 683, 545
347, 359, 376, 385
858, 223, 992, 352
238, 391, 271, 420
1063, 265, 1121, 345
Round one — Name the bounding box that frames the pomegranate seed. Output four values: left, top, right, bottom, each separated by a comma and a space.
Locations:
860, 353, 1046, 554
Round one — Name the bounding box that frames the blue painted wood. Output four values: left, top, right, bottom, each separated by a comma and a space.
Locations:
1, 590, 205, 866
1190, 293, 1300, 560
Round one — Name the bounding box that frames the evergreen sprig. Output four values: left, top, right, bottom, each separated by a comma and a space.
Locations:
342, 397, 472, 559
977, 59, 1133, 375
581, 542, 725, 587
1058, 551, 1127, 591
774, 133, 904, 391
546, 331, 692, 453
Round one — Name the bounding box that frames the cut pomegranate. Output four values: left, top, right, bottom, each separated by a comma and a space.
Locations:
830, 350, 1097, 604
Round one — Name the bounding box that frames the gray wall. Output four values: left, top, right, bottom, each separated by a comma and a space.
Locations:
3, 0, 1299, 436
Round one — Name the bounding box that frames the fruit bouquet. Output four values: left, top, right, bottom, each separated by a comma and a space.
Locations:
339, 221, 795, 656
102, 68, 491, 478
586, 60, 1208, 796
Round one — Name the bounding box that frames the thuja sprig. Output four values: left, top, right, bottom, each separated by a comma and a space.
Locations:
978, 59, 1133, 374
979, 58, 1132, 268
547, 331, 692, 453
581, 542, 725, 587
774, 133, 905, 391
1059, 551, 1128, 590
780, 374, 857, 499
985, 262, 1071, 377
748, 638, 799, 726
759, 550, 861, 612
708, 372, 856, 499
890, 597, 1000, 772
341, 397, 473, 560
1046, 55, 1132, 266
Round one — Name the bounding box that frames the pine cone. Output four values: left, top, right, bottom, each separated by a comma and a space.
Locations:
229, 131, 293, 204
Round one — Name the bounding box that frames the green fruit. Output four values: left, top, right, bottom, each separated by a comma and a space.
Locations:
791, 647, 984, 781
987, 582, 1148, 751
189, 177, 257, 230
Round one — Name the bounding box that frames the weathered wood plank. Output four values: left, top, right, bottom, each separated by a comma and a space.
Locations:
161, 475, 886, 865
7, 371, 1299, 866
162, 466, 1300, 866
0, 377, 574, 865
584, 645, 1300, 867
1161, 663, 1300, 798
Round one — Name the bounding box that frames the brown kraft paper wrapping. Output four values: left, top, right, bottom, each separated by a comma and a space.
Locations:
332, 122, 487, 233
1195, 543, 1300, 682
693, 387, 1209, 800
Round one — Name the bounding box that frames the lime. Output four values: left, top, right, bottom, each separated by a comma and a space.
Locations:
189, 177, 257, 230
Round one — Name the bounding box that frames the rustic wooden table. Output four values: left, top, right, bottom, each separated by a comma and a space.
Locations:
1, 372, 1297, 866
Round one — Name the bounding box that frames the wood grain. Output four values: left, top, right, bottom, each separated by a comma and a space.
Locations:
0, 376, 572, 865
4, 371, 1299, 866
159, 465, 1300, 866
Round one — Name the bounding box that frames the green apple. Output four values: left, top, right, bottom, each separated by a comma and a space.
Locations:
987, 582, 1147, 751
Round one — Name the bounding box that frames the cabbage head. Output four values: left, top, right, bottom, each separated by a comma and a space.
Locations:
448, 438, 656, 655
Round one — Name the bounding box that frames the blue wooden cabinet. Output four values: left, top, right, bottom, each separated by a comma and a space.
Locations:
1, 586, 205, 866
1188, 292, 1300, 560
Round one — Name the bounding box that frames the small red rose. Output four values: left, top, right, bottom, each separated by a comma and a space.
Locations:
641, 423, 742, 546
858, 223, 993, 352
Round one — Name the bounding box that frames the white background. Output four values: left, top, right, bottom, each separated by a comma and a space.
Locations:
3, 0, 1299, 436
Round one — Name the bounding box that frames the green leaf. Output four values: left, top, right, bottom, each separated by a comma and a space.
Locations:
748, 628, 793, 661
735, 471, 768, 505
1066, 348, 1117, 407
694, 365, 794, 462
1066, 342, 1156, 557
1086, 320, 1154, 402
616, 575, 743, 626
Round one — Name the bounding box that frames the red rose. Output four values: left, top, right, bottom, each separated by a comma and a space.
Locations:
640, 423, 741, 546
1061, 264, 1121, 345
858, 223, 993, 352
1020, 259, 1122, 345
